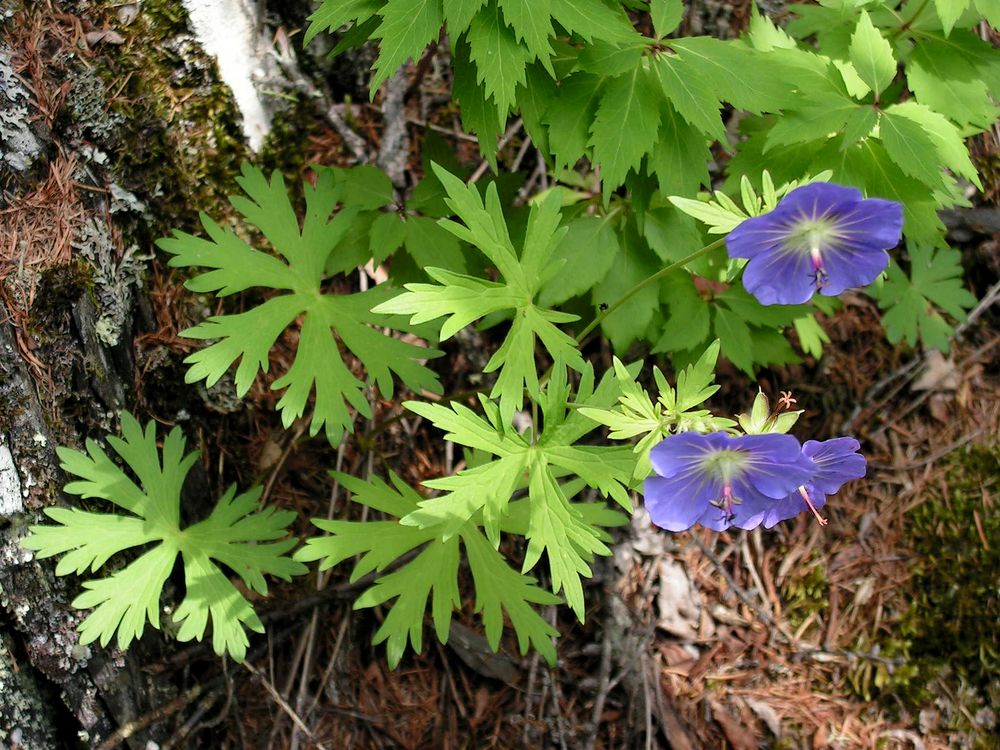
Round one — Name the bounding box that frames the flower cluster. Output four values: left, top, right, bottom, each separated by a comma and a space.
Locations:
643, 432, 865, 532
726, 182, 903, 306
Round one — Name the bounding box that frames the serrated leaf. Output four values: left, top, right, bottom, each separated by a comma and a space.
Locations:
669, 37, 796, 113
849, 10, 896, 95
651, 0, 684, 38
908, 38, 999, 129
934, 0, 970, 35
880, 102, 981, 189
544, 74, 604, 170
548, 0, 641, 43
443, 0, 487, 33
468, 2, 534, 117
499, 0, 554, 68
23, 416, 304, 661
651, 53, 726, 142
370, 0, 443, 95
647, 103, 711, 197
159, 164, 442, 443
305, 0, 381, 46
588, 65, 663, 193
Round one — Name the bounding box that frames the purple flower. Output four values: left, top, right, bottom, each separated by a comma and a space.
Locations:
761, 437, 867, 528
726, 183, 903, 305
644, 432, 816, 532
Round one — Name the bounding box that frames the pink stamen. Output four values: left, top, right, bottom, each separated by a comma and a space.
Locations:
810, 246, 828, 289
798, 485, 828, 526
723, 484, 735, 519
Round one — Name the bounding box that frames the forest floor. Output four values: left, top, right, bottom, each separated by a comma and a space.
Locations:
2, 1, 998, 749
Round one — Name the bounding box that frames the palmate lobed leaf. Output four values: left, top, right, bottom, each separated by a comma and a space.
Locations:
374, 165, 582, 424
296, 471, 560, 667
21, 414, 305, 661
877, 244, 976, 352
158, 163, 442, 444
396, 363, 633, 619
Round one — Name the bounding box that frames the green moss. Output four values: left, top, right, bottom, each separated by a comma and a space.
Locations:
854, 444, 999, 744
904, 443, 999, 690
779, 550, 829, 629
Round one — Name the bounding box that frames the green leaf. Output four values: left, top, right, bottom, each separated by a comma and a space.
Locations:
158, 164, 442, 443
848, 10, 896, 96
404, 215, 467, 272
934, 0, 970, 35
548, 0, 641, 43
537, 214, 620, 306
370, 212, 407, 264
908, 37, 999, 129
647, 103, 711, 197
793, 314, 830, 359
713, 304, 754, 374
297, 471, 560, 666
452, 40, 503, 166
591, 222, 660, 352
464, 529, 559, 662
397, 371, 632, 615
371, 0, 443, 95
22, 415, 304, 661
651, 53, 726, 142
468, 2, 534, 117
877, 244, 976, 351
499, 0, 554, 68
335, 165, 395, 210
305, 0, 381, 45
589, 66, 663, 193
880, 102, 981, 190
443, 0, 487, 33
374, 168, 582, 423
651, 0, 684, 38
654, 272, 711, 353
544, 74, 604, 170
669, 37, 795, 113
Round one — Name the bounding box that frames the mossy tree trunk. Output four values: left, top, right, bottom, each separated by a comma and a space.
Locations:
0, 0, 329, 744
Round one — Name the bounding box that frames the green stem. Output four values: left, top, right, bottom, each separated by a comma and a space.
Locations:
574, 237, 726, 344
888, 0, 931, 40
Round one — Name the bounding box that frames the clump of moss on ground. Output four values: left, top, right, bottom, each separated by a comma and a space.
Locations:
905, 444, 999, 689
864, 444, 999, 744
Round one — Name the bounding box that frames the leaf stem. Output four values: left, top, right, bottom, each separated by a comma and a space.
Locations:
575, 237, 727, 343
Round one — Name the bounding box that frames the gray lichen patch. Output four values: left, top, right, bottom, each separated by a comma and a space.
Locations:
71, 218, 144, 348
0, 631, 59, 750
0, 45, 42, 178
0, 441, 24, 517
68, 66, 126, 144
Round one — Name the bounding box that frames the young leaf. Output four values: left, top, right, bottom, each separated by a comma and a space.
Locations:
158, 164, 442, 444
848, 10, 896, 96
21, 415, 304, 661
